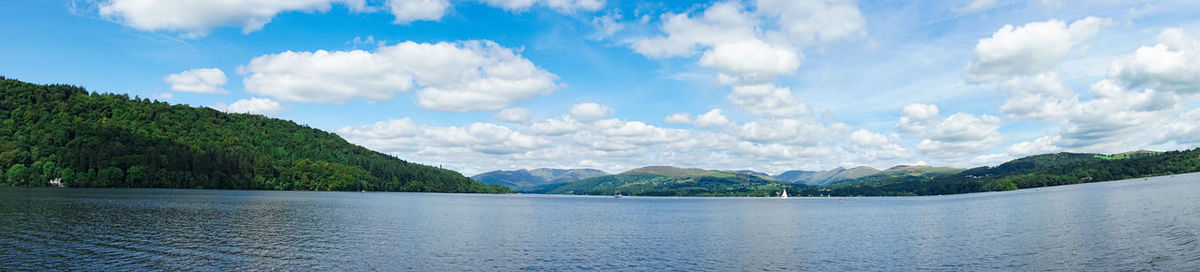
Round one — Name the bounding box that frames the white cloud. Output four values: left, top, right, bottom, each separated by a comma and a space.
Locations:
755, 0, 867, 45
1107, 28, 1200, 95
494, 107, 533, 124
848, 129, 889, 148
964, 17, 1108, 82
211, 98, 285, 115
844, 129, 909, 164
692, 109, 732, 129
664, 113, 692, 124
1006, 136, 1060, 156
164, 68, 228, 94
389, 0, 450, 24
997, 72, 1076, 120
241, 40, 559, 111
896, 103, 939, 133
568, 103, 614, 122
898, 104, 1005, 161
98, 0, 366, 36
727, 84, 808, 118
698, 39, 802, 85
1156, 108, 1200, 146
990, 28, 1200, 154
528, 117, 579, 135
629, 1, 757, 58
590, 12, 624, 40
736, 118, 821, 144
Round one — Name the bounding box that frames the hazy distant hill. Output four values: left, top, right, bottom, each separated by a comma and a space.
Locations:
733, 170, 773, 179
535, 166, 795, 196
774, 166, 881, 185
471, 168, 607, 190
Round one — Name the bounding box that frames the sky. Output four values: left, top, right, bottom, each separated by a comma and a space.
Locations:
3, 0, 1200, 175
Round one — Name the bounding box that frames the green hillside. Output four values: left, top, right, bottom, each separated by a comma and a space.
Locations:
0, 77, 510, 193
536, 166, 797, 196
804, 149, 1200, 196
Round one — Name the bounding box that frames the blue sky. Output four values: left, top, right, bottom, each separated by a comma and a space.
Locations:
3, 0, 1200, 175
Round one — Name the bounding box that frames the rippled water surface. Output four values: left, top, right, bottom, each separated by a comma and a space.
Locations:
2, 173, 1199, 271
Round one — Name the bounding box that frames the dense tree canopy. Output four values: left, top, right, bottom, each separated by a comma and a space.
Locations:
0, 77, 510, 193
802, 150, 1200, 196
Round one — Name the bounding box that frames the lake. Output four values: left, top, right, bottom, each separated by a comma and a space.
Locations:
2, 173, 1198, 271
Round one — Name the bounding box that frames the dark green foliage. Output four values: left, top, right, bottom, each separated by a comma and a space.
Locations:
802, 149, 1200, 196
0, 77, 510, 193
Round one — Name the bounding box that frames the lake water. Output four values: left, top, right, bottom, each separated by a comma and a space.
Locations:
2, 174, 1198, 271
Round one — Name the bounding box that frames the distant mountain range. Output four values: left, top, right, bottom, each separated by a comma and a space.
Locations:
529, 166, 790, 196
491, 148, 1199, 197
471, 168, 607, 190
774, 166, 883, 185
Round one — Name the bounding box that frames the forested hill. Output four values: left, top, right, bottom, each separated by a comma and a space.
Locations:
803, 149, 1200, 196
0, 77, 510, 193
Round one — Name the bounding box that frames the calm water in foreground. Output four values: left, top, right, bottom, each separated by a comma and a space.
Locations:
2, 174, 1199, 271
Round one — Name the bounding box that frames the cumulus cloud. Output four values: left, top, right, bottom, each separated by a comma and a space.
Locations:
1156, 108, 1200, 146
1107, 28, 1200, 95
692, 109, 733, 129
629, 1, 757, 58
756, 0, 867, 45
339, 104, 851, 174
628, 0, 865, 128
389, 0, 450, 24
727, 84, 809, 118
568, 103, 614, 122
493, 107, 533, 124
844, 129, 908, 164
736, 118, 822, 144
698, 40, 802, 85
211, 98, 285, 115
964, 17, 1107, 82
897, 104, 1004, 161
896, 103, 939, 133
988, 28, 1200, 154
164, 68, 228, 94
997, 72, 1076, 120
1006, 136, 1059, 157
241, 40, 559, 111
664, 113, 692, 124
98, 0, 366, 36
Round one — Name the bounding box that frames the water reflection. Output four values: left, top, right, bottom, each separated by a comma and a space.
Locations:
1, 173, 1198, 271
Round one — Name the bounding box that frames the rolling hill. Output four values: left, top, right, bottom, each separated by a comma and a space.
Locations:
805, 150, 1200, 196
774, 166, 881, 185
471, 168, 607, 190
534, 166, 797, 196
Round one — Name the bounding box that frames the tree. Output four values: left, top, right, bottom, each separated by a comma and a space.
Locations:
7, 164, 28, 186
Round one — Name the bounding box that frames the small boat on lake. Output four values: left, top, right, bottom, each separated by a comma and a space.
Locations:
781, 189, 788, 199
614, 192, 623, 198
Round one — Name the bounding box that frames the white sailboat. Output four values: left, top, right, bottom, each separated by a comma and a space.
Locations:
781, 189, 788, 198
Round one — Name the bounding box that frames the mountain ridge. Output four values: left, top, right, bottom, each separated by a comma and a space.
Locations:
472, 168, 607, 190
